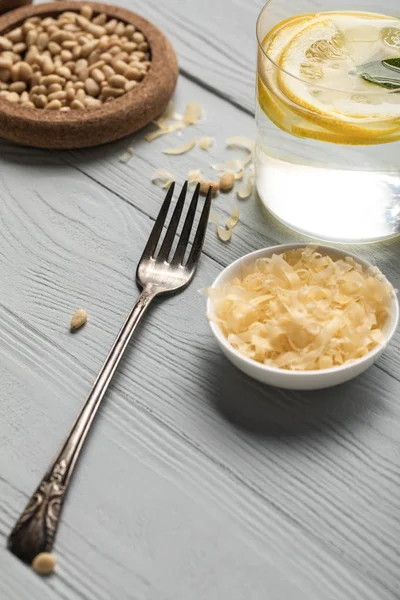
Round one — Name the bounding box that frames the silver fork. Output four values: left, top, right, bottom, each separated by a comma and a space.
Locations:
8, 181, 212, 565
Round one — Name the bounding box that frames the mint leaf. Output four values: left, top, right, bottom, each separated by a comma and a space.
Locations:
358, 58, 400, 90
382, 57, 400, 73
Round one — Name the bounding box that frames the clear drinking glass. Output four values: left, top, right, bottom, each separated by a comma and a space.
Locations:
255, 0, 400, 243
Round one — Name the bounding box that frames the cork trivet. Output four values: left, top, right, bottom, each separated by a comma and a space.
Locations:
0, 1, 179, 148
0, 0, 32, 15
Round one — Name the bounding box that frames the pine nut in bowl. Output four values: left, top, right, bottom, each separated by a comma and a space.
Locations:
206, 244, 399, 390
0, 1, 178, 148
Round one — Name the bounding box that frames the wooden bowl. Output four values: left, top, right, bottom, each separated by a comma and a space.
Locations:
0, 1, 178, 148
0, 0, 32, 15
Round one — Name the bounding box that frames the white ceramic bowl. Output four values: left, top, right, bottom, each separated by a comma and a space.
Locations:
206, 243, 399, 390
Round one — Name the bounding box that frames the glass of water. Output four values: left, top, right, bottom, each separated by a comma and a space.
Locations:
255, 0, 400, 243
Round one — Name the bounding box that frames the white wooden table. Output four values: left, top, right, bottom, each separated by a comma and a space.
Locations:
1, 1, 400, 599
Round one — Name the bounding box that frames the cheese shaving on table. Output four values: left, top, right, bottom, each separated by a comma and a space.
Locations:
163, 138, 197, 155
211, 159, 244, 177
207, 247, 393, 371
119, 146, 134, 164
183, 102, 202, 125
237, 165, 254, 199
225, 207, 240, 230
151, 168, 175, 188
145, 122, 186, 142
152, 102, 176, 129
188, 169, 203, 185
216, 225, 232, 242
226, 136, 254, 166
209, 211, 220, 225
199, 137, 215, 150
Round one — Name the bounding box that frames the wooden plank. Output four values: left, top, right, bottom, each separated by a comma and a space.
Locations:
0, 142, 399, 599
1, 307, 399, 600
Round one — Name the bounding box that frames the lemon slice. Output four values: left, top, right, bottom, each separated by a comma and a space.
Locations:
258, 11, 400, 143
277, 14, 400, 135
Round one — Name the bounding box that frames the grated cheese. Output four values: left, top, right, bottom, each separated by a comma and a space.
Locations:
226, 136, 254, 166
183, 102, 202, 125
151, 168, 175, 188
188, 168, 203, 185
163, 138, 196, 155
207, 247, 393, 371
199, 136, 215, 150
237, 165, 254, 199
119, 146, 134, 163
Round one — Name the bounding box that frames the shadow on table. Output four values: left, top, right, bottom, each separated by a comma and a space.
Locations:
205, 352, 377, 438
0, 127, 149, 168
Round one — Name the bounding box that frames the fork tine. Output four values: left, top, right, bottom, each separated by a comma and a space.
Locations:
185, 187, 212, 271
171, 183, 200, 266
140, 182, 175, 260
157, 181, 188, 262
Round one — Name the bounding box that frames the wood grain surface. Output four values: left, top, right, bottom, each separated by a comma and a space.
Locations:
1, 1, 400, 599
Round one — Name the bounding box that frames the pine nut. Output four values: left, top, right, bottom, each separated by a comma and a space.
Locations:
219, 171, 235, 192
125, 80, 137, 91
91, 68, 105, 83
125, 25, 136, 40
113, 60, 128, 75
101, 86, 124, 99
102, 66, 114, 80
48, 41, 61, 54
70, 98, 85, 109
80, 40, 98, 58
56, 66, 71, 79
61, 49, 73, 62
93, 13, 107, 26
34, 94, 47, 108
200, 181, 220, 196
125, 68, 142, 81
6, 91, 20, 102
6, 28, 23, 44
9, 81, 26, 93
86, 23, 106, 37
109, 74, 126, 88
13, 42, 26, 54
32, 553, 56, 576
48, 91, 67, 101
0, 10, 150, 110
72, 45, 81, 60
0, 57, 12, 69
42, 57, 54, 75
133, 32, 145, 43
105, 19, 117, 34
37, 32, 49, 51
115, 22, 125, 37
85, 77, 100, 96
80, 5, 93, 20
48, 83, 62, 93
76, 88, 86, 102
46, 99, 62, 110
10, 63, 20, 81
88, 60, 105, 72
41, 74, 64, 86
19, 62, 33, 82
75, 58, 88, 73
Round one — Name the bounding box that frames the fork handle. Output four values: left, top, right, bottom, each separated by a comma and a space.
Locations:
8, 286, 157, 564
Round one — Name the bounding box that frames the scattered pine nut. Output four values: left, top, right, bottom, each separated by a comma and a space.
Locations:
219, 171, 235, 192
70, 308, 88, 330
32, 553, 56, 576
200, 180, 219, 197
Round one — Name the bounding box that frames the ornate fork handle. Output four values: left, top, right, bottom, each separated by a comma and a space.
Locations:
8, 287, 156, 564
